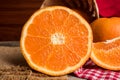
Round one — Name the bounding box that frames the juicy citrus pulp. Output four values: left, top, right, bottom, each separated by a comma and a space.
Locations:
20, 6, 93, 76
91, 37, 120, 70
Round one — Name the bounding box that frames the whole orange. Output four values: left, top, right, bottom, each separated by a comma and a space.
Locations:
91, 17, 120, 42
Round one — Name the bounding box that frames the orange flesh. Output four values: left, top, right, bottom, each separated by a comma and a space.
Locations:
24, 9, 88, 71
93, 39, 120, 66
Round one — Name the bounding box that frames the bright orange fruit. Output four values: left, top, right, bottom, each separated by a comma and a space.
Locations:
20, 6, 93, 76
91, 17, 120, 42
91, 37, 120, 70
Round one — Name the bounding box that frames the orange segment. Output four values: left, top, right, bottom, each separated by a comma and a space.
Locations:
27, 23, 49, 37
31, 45, 52, 67
24, 36, 50, 54
20, 6, 92, 76
46, 46, 67, 71
52, 9, 69, 27
91, 37, 120, 70
64, 46, 81, 66
34, 11, 56, 34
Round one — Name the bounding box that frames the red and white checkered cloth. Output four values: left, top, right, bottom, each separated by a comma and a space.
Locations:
74, 0, 120, 79
74, 59, 120, 80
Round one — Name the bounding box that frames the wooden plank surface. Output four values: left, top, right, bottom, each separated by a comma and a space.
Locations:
0, 0, 44, 41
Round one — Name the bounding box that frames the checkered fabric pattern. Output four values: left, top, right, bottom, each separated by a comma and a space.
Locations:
74, 60, 120, 80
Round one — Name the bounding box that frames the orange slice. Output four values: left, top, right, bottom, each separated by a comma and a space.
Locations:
91, 37, 120, 70
20, 6, 93, 76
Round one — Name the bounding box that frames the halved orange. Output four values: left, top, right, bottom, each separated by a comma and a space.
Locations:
20, 6, 93, 76
91, 37, 120, 70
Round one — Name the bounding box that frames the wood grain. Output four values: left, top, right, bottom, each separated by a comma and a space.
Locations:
0, 0, 44, 41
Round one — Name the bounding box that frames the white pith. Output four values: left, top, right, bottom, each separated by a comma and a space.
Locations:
51, 33, 65, 45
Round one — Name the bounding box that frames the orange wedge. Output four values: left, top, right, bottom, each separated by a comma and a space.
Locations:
91, 37, 120, 70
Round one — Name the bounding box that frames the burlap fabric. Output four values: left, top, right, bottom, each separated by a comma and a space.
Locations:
0, 45, 68, 80
0, 42, 83, 80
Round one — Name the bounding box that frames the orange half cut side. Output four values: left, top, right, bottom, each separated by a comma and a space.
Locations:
20, 6, 93, 76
